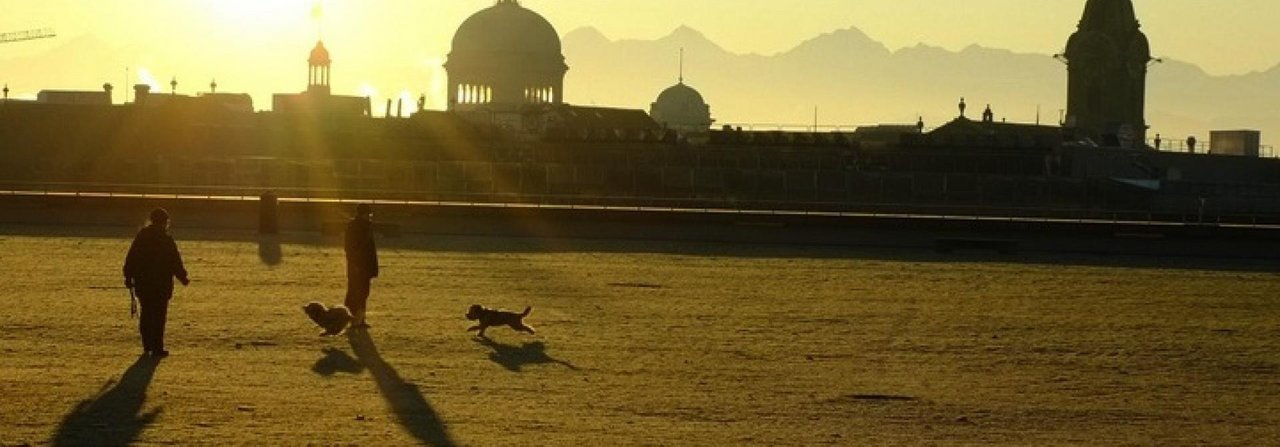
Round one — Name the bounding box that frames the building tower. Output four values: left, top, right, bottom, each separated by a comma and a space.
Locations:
309, 41, 332, 96
1062, 0, 1152, 146
445, 0, 568, 112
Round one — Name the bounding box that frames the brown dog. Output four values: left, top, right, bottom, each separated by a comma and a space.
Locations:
303, 302, 353, 336
466, 305, 535, 337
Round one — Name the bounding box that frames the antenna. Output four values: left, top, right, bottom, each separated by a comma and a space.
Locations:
679, 48, 684, 84
311, 0, 325, 40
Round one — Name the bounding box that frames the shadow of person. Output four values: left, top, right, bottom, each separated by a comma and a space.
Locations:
474, 337, 579, 373
257, 234, 283, 266
348, 329, 455, 447
51, 356, 162, 446
312, 347, 365, 377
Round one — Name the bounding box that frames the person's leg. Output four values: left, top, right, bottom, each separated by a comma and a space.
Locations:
345, 272, 369, 325
354, 278, 371, 325
153, 297, 170, 354
139, 295, 160, 354
138, 301, 153, 354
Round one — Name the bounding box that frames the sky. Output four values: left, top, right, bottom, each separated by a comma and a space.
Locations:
1, 0, 1277, 111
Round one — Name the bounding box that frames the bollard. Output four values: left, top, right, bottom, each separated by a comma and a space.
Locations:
259, 191, 279, 234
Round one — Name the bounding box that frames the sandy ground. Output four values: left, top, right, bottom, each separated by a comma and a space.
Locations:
1, 225, 1278, 446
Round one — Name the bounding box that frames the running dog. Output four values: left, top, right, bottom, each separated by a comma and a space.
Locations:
303, 302, 353, 336
466, 305, 535, 337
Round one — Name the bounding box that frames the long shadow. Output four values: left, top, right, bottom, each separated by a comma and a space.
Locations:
474, 337, 579, 373
311, 347, 364, 377
257, 234, 283, 266
348, 329, 455, 447
51, 356, 162, 447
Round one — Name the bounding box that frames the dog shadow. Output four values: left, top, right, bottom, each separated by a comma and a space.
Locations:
348, 329, 456, 447
50, 356, 162, 446
311, 347, 364, 377
474, 337, 579, 373
257, 234, 283, 266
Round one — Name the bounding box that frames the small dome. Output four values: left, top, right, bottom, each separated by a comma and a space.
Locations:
655, 82, 707, 108
651, 82, 712, 132
451, 0, 562, 57
309, 41, 331, 65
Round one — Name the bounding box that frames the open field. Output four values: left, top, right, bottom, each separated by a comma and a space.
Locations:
1, 224, 1278, 446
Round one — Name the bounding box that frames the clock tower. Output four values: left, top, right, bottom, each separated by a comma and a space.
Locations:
1063, 0, 1152, 147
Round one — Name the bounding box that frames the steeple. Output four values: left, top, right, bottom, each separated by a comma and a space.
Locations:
1079, 0, 1138, 31
1063, 0, 1151, 147
308, 41, 332, 95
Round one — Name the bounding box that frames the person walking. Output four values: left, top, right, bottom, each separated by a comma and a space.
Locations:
123, 208, 189, 358
345, 203, 378, 329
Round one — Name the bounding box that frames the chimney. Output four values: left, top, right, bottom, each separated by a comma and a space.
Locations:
133, 84, 151, 105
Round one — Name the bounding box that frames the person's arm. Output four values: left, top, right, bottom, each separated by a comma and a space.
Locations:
123, 233, 141, 287
169, 237, 190, 286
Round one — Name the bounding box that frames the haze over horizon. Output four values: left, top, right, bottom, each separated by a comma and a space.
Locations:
2, 0, 1278, 143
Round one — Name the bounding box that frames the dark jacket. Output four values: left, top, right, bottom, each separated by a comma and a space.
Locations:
345, 217, 379, 278
124, 225, 188, 290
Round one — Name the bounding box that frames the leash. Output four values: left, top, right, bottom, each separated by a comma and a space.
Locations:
128, 286, 138, 319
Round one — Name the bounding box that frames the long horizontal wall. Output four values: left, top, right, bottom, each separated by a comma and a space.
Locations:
2, 193, 1277, 260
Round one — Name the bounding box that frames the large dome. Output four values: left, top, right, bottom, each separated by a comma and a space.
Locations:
451, 0, 562, 56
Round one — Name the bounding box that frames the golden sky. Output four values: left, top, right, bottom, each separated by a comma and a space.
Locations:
1, 0, 1276, 112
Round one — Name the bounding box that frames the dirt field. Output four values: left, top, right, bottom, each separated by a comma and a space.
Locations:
1, 224, 1278, 446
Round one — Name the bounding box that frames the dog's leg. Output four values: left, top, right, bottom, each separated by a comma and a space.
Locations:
467, 325, 483, 333
517, 324, 536, 334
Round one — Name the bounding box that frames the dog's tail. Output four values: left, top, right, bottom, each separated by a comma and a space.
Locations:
521, 306, 532, 317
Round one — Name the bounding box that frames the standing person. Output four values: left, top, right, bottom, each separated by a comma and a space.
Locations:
123, 208, 189, 358
345, 203, 378, 329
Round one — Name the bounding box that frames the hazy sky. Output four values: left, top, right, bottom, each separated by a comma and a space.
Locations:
3, 0, 1276, 73
1, 0, 1276, 112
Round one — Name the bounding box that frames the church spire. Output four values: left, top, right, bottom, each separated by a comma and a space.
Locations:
1078, 0, 1139, 31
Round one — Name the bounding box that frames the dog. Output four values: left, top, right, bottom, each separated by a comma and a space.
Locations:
303, 302, 353, 336
466, 305, 535, 337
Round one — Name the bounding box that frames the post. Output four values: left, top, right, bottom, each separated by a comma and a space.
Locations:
259, 191, 279, 234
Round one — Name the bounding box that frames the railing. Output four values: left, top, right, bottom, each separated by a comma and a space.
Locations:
1149, 138, 1276, 158
4, 182, 1279, 230
717, 123, 872, 133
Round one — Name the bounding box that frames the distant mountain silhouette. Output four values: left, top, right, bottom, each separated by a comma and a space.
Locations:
563, 25, 1280, 144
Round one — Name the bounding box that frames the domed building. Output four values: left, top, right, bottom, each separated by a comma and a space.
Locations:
446, 0, 568, 112
650, 60, 713, 142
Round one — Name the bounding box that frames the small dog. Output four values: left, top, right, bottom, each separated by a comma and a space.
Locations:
466, 305, 536, 337
303, 302, 353, 336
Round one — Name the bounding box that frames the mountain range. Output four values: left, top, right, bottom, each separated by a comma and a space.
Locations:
562, 25, 1280, 146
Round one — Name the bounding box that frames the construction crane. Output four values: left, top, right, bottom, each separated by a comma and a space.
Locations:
0, 28, 56, 45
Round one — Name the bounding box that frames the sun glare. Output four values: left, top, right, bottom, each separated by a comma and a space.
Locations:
198, 0, 317, 33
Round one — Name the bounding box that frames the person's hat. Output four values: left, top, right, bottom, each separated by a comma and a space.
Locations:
149, 208, 170, 224
355, 203, 372, 216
